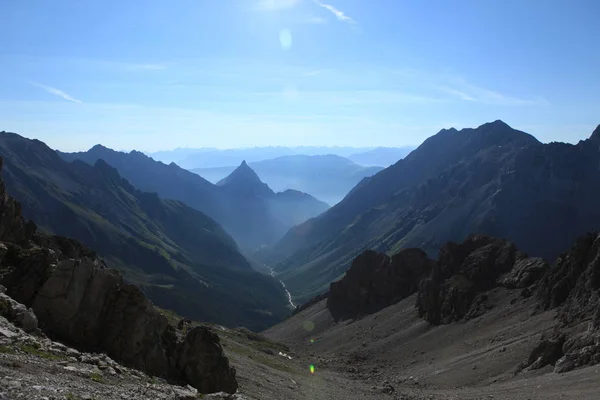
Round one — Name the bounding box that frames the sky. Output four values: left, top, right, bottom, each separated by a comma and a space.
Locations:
1, 0, 599, 152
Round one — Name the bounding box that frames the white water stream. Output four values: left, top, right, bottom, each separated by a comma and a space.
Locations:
267, 265, 296, 309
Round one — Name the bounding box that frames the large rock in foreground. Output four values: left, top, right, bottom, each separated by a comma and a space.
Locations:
0, 157, 237, 394
327, 248, 434, 321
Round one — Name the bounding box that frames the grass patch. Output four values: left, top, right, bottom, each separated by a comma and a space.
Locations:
17, 344, 66, 361
89, 372, 105, 383
0, 345, 16, 355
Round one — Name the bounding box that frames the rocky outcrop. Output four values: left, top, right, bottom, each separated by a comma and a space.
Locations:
0, 285, 38, 333
498, 257, 549, 289
522, 233, 600, 374
327, 248, 434, 321
417, 235, 530, 324
0, 157, 238, 394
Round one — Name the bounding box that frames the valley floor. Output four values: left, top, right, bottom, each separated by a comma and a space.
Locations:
5, 289, 600, 399
235, 289, 600, 400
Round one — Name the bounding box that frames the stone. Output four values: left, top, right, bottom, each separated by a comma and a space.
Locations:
173, 327, 237, 394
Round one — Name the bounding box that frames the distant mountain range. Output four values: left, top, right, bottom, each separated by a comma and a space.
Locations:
192, 155, 384, 205
58, 146, 328, 250
0, 132, 289, 330
148, 146, 415, 168
270, 121, 600, 304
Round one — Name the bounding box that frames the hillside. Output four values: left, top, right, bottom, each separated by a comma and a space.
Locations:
0, 131, 288, 330
192, 154, 384, 205
270, 121, 600, 303
347, 146, 415, 167
261, 233, 600, 400
58, 146, 329, 250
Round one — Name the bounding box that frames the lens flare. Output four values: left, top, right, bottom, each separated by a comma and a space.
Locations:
309, 364, 315, 374
309, 339, 315, 344
279, 29, 292, 50
303, 320, 315, 332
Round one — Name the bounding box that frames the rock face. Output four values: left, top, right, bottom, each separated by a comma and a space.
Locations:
327, 248, 434, 321
522, 233, 600, 374
0, 157, 237, 394
498, 257, 549, 289
417, 235, 527, 324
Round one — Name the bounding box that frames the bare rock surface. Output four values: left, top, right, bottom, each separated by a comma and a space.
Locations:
327, 248, 434, 321
522, 233, 600, 373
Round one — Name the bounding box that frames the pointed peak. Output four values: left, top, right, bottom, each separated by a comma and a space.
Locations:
89, 144, 111, 153
217, 161, 273, 196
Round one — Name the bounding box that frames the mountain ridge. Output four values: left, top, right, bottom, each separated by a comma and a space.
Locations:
58, 146, 328, 250
0, 131, 289, 330
269, 121, 600, 303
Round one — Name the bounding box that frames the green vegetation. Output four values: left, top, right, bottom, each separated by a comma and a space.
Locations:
17, 343, 66, 361
89, 372, 105, 383
0, 345, 16, 354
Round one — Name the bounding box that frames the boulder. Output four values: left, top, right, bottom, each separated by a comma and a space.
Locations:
174, 327, 237, 394
0, 288, 38, 333
327, 248, 434, 321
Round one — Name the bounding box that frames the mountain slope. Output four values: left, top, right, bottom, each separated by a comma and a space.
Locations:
59, 147, 328, 250
347, 146, 415, 167
0, 131, 288, 330
271, 121, 600, 303
192, 154, 384, 205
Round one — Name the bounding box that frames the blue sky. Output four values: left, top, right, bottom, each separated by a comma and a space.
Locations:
1, 0, 599, 152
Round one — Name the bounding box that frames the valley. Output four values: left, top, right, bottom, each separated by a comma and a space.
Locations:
1, 122, 600, 399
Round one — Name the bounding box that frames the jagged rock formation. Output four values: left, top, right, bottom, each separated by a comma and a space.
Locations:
417, 235, 544, 324
0, 157, 237, 393
327, 248, 434, 321
522, 233, 600, 374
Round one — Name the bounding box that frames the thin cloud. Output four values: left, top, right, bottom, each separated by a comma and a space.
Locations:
434, 86, 477, 102
304, 15, 328, 24
434, 77, 549, 106
313, 0, 356, 24
257, 0, 302, 10
303, 69, 332, 77
28, 81, 82, 103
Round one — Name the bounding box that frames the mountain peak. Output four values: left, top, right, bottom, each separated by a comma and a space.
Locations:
217, 161, 274, 197
481, 119, 511, 129
590, 124, 600, 142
